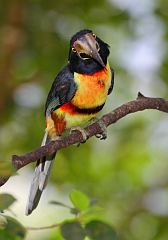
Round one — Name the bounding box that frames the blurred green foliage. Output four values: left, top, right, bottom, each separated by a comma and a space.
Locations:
0, 191, 117, 239
0, 0, 168, 239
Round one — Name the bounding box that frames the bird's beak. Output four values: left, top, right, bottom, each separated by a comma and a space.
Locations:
73, 33, 106, 68
91, 49, 106, 68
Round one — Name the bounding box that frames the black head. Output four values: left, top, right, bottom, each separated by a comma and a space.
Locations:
68, 29, 110, 74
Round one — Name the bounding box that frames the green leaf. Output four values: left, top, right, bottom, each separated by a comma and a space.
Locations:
69, 190, 90, 211
0, 216, 26, 240
61, 221, 86, 240
0, 194, 16, 211
85, 220, 117, 240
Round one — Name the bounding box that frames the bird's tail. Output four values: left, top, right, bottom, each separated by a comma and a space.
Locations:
25, 131, 56, 215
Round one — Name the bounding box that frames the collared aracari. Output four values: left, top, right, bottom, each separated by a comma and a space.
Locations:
26, 29, 114, 215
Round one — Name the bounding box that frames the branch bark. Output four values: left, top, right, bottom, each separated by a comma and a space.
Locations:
1, 92, 168, 187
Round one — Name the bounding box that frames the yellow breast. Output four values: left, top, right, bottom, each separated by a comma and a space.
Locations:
49, 62, 112, 132
71, 62, 111, 108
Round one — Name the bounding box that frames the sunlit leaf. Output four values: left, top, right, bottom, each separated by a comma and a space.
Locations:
61, 221, 86, 240
0, 216, 26, 240
85, 220, 117, 240
0, 194, 16, 210
69, 190, 90, 211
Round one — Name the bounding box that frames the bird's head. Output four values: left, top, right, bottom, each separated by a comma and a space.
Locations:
69, 29, 110, 74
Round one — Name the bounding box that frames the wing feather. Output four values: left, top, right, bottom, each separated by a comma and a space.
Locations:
45, 65, 77, 116
108, 68, 114, 95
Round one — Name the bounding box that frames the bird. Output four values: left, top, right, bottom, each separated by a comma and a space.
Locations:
26, 29, 114, 215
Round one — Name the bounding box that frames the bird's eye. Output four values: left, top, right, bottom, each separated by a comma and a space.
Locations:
79, 53, 90, 59
72, 47, 76, 53
92, 33, 96, 38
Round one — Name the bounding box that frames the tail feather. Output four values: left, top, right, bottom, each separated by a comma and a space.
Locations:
39, 154, 55, 191
26, 131, 56, 215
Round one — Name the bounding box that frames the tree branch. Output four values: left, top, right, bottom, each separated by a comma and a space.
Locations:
1, 92, 168, 187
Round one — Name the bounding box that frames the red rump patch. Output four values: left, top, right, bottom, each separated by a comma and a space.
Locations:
51, 112, 66, 135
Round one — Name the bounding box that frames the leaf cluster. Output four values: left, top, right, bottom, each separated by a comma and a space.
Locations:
0, 190, 117, 240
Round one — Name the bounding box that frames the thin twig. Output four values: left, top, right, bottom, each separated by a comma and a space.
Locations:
26, 223, 61, 231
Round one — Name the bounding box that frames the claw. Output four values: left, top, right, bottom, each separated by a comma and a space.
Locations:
96, 119, 107, 140
89, 117, 107, 140
70, 126, 88, 147
89, 117, 98, 125
51, 135, 62, 141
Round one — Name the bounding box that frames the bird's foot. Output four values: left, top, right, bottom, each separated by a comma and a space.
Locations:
52, 135, 62, 141
90, 117, 107, 140
70, 126, 88, 147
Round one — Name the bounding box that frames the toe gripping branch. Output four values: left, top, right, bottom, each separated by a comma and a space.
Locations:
95, 119, 107, 140
70, 118, 107, 146
70, 126, 89, 146
89, 117, 107, 140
